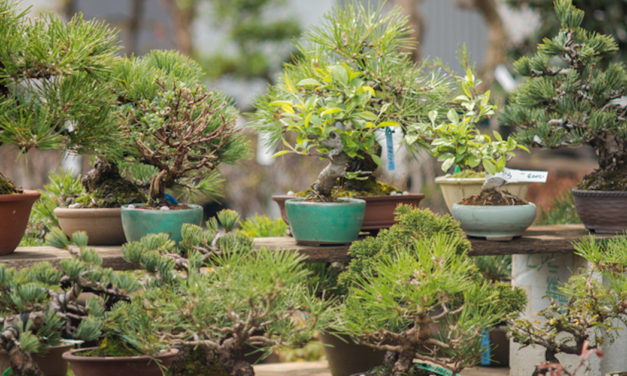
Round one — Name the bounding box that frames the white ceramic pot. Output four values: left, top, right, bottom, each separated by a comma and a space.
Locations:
435, 175, 530, 212
451, 203, 537, 241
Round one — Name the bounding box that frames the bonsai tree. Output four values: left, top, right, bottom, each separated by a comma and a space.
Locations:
336, 205, 526, 375
509, 235, 627, 375
118, 211, 332, 376
115, 57, 248, 207
0, 1, 120, 194
253, 1, 451, 201
500, 0, 627, 191
0, 232, 139, 376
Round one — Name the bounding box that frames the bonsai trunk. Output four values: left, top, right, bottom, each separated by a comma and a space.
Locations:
308, 132, 350, 201
0, 171, 20, 195
581, 134, 627, 191
341, 145, 382, 194
0, 326, 41, 376
392, 349, 414, 376
217, 342, 254, 376
148, 170, 168, 207
81, 159, 145, 207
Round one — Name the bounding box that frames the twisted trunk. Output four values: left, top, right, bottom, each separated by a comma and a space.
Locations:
580, 133, 627, 191
0, 326, 42, 376
308, 132, 350, 201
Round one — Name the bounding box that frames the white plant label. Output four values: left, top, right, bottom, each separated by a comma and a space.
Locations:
488, 168, 548, 183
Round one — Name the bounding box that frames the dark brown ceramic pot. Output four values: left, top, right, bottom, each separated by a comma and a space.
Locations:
319, 333, 385, 376
572, 189, 627, 234
63, 347, 179, 376
272, 194, 424, 232
0, 190, 40, 255
0, 343, 73, 376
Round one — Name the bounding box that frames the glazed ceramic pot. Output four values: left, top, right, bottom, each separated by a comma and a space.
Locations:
63, 347, 179, 376
451, 203, 537, 241
54, 207, 125, 245
0, 190, 40, 254
272, 194, 424, 231
285, 198, 365, 245
1, 342, 73, 376
572, 189, 627, 234
435, 176, 529, 212
121, 204, 203, 242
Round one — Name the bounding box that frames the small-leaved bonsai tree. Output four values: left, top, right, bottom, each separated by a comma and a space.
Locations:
0, 1, 120, 194
253, 1, 451, 201
500, 0, 627, 191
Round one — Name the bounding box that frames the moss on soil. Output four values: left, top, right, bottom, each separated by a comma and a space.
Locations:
297, 179, 400, 198
166, 346, 229, 376
577, 167, 627, 191
0, 172, 20, 194
81, 337, 145, 357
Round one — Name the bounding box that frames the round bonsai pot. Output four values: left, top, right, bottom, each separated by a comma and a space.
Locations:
121, 204, 203, 243
451, 203, 537, 241
0, 190, 40, 255
319, 333, 385, 376
435, 176, 529, 212
54, 207, 126, 245
63, 347, 179, 376
572, 189, 627, 234
285, 198, 365, 245
1, 342, 73, 376
272, 194, 424, 231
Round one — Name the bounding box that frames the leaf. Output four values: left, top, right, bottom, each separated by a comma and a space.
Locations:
493, 130, 503, 142
371, 154, 382, 166
284, 72, 296, 93
321, 107, 342, 117
281, 103, 294, 114
428, 110, 438, 124
482, 159, 497, 175
356, 111, 378, 121
331, 64, 348, 85
357, 86, 375, 97
447, 109, 459, 124
272, 150, 291, 158
297, 78, 321, 87
441, 157, 455, 172
378, 121, 399, 128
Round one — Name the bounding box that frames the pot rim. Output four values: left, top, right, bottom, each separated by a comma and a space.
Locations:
54, 207, 122, 216
273, 194, 424, 200
285, 197, 366, 206
121, 203, 203, 211
62, 347, 179, 362
452, 202, 536, 209
572, 189, 627, 197
435, 175, 529, 185
0, 189, 41, 201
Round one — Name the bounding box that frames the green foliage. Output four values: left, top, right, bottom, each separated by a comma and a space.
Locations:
474, 255, 512, 282
0, 2, 120, 167
238, 214, 288, 237
537, 191, 581, 225
338, 204, 470, 294
406, 50, 527, 175
509, 236, 627, 368
253, 1, 451, 199
501, 0, 627, 189
202, 0, 301, 80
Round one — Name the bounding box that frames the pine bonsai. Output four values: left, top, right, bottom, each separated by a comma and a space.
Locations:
0, 1, 120, 194
500, 0, 627, 191
336, 206, 526, 375
113, 52, 249, 207
508, 236, 627, 375
253, 1, 451, 201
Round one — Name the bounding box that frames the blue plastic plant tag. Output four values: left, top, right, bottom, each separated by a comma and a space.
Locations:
480, 328, 491, 365
385, 127, 395, 171
164, 193, 179, 205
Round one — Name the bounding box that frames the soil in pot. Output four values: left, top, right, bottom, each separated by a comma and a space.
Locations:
0, 342, 73, 376
63, 347, 179, 376
0, 189, 40, 254
459, 188, 528, 206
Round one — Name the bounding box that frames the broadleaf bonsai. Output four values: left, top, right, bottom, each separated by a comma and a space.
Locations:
253, 1, 451, 201
500, 0, 627, 191
0, 1, 120, 194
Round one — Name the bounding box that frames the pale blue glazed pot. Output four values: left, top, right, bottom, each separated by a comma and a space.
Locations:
285, 198, 366, 244
120, 204, 203, 243
451, 203, 536, 240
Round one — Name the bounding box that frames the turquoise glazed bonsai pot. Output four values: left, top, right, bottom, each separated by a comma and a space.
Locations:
285, 198, 366, 245
121, 204, 203, 242
451, 203, 536, 241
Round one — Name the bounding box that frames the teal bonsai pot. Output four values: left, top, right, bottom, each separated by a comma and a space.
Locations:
285, 198, 366, 245
451, 203, 536, 241
121, 204, 203, 242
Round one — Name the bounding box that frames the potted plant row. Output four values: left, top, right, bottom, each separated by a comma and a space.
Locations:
253, 1, 455, 242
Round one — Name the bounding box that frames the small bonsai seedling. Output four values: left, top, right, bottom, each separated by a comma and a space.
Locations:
336, 206, 525, 375
119, 78, 248, 207
0, 1, 120, 194
509, 236, 626, 376
500, 0, 627, 191
254, 1, 451, 201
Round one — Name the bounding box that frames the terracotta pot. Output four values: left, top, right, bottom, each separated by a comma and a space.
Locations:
63, 347, 179, 376
272, 194, 424, 232
572, 189, 627, 234
0, 342, 73, 376
435, 176, 529, 212
54, 207, 125, 245
0, 190, 40, 255
319, 333, 385, 376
